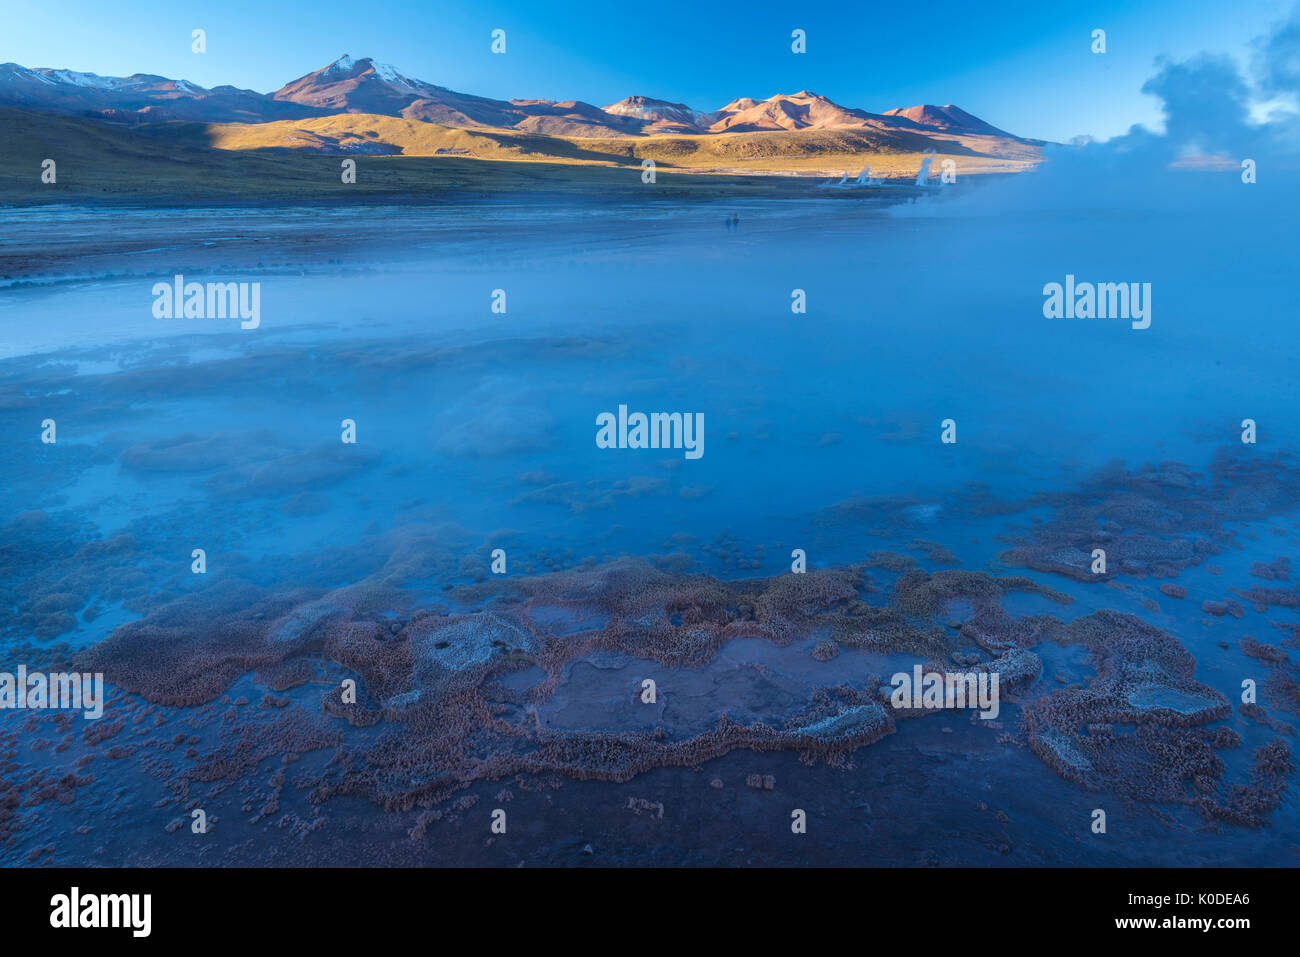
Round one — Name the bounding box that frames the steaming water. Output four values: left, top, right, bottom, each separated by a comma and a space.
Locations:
1, 187, 1297, 866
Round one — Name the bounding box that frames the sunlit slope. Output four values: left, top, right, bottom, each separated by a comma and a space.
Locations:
0, 107, 851, 203
198, 111, 1043, 174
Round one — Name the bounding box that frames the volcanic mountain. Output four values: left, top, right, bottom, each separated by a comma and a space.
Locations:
0, 55, 1043, 183
0, 55, 1034, 143
271, 55, 642, 135
704, 90, 889, 133
602, 95, 706, 133
0, 61, 319, 122
882, 104, 1017, 138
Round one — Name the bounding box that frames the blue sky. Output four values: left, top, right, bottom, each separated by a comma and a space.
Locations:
3, 0, 1293, 141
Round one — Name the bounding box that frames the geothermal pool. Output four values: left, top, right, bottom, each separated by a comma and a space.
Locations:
0, 189, 1296, 866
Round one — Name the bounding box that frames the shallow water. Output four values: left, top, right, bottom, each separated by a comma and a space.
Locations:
1, 193, 1297, 866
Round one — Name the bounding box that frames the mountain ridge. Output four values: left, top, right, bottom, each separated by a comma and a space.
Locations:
0, 55, 1039, 145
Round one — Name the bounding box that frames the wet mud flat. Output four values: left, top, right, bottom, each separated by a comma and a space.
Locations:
3, 449, 1299, 867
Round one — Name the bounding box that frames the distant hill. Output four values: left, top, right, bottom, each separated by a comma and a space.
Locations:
706, 91, 891, 133
0, 61, 321, 123
268, 56, 641, 136
602, 96, 705, 133
0, 104, 903, 204
882, 104, 1025, 139
0, 56, 1044, 186
0, 54, 1036, 141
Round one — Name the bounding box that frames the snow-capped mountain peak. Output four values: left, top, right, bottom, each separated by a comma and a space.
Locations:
370, 61, 415, 86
